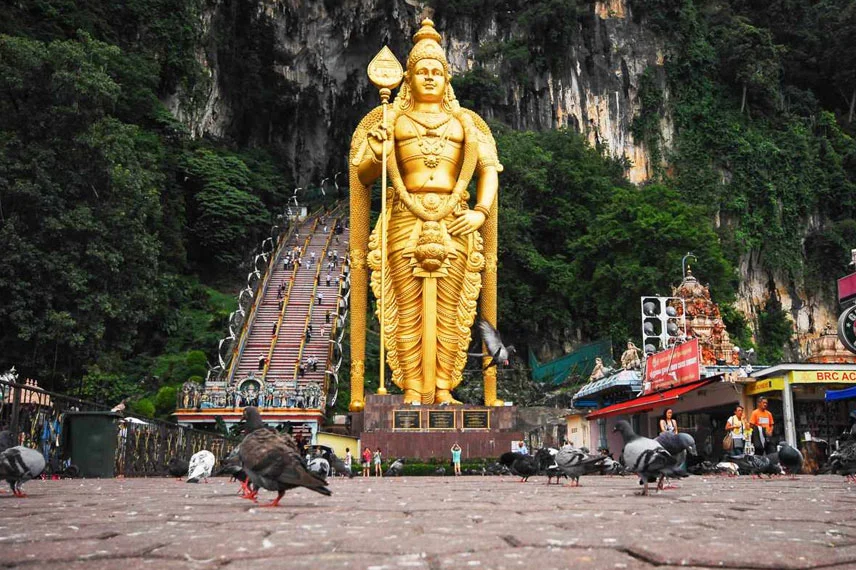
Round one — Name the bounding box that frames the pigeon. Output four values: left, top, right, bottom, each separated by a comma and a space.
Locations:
498, 451, 539, 482
0, 446, 46, 497
307, 457, 331, 478
328, 454, 354, 478
733, 453, 783, 478
613, 420, 677, 495
238, 407, 331, 506
0, 429, 15, 454
468, 320, 516, 369
534, 447, 565, 484
186, 450, 215, 483
827, 441, 856, 482
167, 457, 189, 481
777, 442, 803, 478
714, 462, 740, 476
216, 447, 254, 496
598, 455, 626, 476
486, 462, 510, 476
654, 432, 697, 486
555, 446, 606, 486
385, 458, 405, 477
434, 466, 447, 476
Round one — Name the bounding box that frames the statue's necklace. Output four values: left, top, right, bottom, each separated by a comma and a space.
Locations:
406, 113, 452, 168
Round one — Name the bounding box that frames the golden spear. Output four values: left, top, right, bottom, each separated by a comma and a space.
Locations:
366, 46, 403, 396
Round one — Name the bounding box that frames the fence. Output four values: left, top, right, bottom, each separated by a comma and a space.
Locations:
0, 376, 235, 477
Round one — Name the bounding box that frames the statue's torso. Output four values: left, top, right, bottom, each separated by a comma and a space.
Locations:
394, 111, 463, 194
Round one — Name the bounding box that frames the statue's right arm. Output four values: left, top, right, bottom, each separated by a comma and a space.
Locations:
356, 122, 389, 187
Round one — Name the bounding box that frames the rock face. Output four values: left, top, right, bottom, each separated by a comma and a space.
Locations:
172, 0, 666, 185
170, 0, 840, 351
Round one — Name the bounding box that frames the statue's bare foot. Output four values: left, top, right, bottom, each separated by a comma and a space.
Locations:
435, 390, 461, 405
486, 399, 505, 407
403, 389, 421, 405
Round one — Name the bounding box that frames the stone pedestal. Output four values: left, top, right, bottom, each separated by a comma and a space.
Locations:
357, 394, 522, 460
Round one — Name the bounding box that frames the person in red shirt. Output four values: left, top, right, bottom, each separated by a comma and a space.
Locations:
361, 447, 372, 477
749, 397, 775, 455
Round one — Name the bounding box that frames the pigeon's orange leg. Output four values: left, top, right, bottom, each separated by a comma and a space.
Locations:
260, 490, 285, 508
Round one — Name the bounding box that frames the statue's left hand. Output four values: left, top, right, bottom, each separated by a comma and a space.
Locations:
448, 209, 486, 236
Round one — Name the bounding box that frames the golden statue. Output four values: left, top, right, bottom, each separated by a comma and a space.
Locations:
348, 19, 503, 409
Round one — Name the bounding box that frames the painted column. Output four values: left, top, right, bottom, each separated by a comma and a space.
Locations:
782, 378, 797, 447
598, 418, 607, 450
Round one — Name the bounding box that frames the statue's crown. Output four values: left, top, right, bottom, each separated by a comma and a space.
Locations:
407, 19, 449, 74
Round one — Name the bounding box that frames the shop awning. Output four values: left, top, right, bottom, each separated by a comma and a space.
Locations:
573, 369, 642, 402
586, 379, 712, 420
825, 385, 856, 401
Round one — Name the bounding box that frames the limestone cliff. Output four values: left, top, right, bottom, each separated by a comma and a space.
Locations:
168, 0, 841, 356
168, 0, 666, 185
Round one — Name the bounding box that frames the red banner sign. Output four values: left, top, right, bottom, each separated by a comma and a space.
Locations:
643, 338, 701, 394
839, 273, 856, 306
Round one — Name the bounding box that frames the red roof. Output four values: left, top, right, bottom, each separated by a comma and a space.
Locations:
586, 379, 712, 420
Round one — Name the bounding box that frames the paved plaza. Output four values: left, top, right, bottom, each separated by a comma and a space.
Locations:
1, 474, 856, 569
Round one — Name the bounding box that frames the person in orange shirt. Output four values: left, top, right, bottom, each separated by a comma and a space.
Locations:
749, 397, 775, 455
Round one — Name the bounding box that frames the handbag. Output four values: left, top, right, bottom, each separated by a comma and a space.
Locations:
722, 432, 734, 451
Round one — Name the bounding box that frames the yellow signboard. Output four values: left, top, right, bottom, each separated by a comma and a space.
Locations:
790, 370, 856, 384
745, 377, 785, 396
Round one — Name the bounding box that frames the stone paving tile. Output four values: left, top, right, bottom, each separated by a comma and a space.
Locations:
220, 552, 431, 569
1, 476, 855, 569
434, 546, 653, 570
0, 535, 168, 566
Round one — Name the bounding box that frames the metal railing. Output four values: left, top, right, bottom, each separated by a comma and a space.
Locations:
0, 377, 235, 477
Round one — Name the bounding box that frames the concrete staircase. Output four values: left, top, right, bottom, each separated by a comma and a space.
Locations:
229, 210, 349, 410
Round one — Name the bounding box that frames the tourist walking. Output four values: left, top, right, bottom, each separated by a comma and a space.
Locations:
344, 447, 353, 475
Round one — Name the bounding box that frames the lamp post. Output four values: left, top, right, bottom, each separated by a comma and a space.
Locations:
333, 171, 343, 198
292, 187, 303, 221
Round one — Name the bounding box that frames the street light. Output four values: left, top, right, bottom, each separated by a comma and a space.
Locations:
333, 171, 343, 198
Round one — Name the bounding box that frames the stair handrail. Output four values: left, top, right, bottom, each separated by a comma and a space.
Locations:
224, 222, 295, 385
324, 251, 349, 406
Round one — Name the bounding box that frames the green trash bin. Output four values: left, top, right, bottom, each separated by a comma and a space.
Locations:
63, 411, 122, 478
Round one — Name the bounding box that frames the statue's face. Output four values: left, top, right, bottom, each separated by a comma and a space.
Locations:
410, 58, 446, 103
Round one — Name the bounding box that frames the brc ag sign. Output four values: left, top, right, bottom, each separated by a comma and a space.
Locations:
642, 338, 701, 395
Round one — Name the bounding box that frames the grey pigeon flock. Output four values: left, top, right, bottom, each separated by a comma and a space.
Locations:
0, 446, 46, 497
613, 420, 677, 495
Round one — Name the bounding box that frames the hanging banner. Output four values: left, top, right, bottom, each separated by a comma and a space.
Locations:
643, 338, 700, 395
